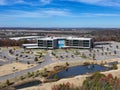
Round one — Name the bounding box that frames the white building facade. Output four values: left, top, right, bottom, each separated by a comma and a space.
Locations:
37, 37, 94, 49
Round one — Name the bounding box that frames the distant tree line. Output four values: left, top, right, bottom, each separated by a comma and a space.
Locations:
0, 38, 35, 47
91, 30, 120, 42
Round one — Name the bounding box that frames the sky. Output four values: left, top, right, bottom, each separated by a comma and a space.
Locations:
1, 0, 120, 28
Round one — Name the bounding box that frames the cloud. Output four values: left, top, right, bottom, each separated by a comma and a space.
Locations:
68, 0, 120, 7
0, 0, 6, 5
40, 0, 52, 5
1, 8, 120, 19
0, 0, 52, 6
80, 13, 120, 17
0, 0, 26, 5
0, 8, 69, 18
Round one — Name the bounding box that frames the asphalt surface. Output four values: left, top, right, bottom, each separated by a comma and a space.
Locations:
0, 41, 120, 81
0, 54, 53, 81
0, 52, 88, 81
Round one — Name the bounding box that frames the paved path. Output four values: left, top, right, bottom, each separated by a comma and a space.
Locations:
0, 54, 53, 81
0, 41, 120, 82
0, 53, 87, 81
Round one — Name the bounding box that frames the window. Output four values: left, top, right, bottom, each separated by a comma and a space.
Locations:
47, 40, 52, 47
38, 40, 44, 47
73, 40, 79, 46
83, 40, 89, 47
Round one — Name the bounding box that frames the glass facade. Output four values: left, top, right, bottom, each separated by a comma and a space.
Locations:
47, 40, 53, 47
65, 40, 90, 48
73, 40, 79, 46
37, 38, 92, 49
58, 39, 65, 48
38, 40, 53, 47
83, 40, 89, 47
38, 40, 44, 47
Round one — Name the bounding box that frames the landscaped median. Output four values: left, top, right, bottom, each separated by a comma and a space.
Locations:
0, 62, 37, 77
20, 60, 120, 90
0, 58, 119, 90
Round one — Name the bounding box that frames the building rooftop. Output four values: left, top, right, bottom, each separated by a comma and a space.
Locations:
22, 44, 38, 46
67, 37, 92, 40
38, 37, 92, 40
10, 36, 43, 40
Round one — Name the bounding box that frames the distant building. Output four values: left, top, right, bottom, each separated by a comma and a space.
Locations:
9, 36, 43, 40
23, 37, 94, 49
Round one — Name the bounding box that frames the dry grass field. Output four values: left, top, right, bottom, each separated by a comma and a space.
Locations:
0, 62, 36, 77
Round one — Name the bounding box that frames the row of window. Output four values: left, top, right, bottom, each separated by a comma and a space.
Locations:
66, 40, 90, 47
38, 40, 53, 47
38, 40, 90, 47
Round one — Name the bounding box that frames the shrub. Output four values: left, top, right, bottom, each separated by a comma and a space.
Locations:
5, 79, 10, 86
83, 62, 90, 66
16, 54, 18, 56
52, 82, 79, 90
81, 53, 87, 58
27, 72, 31, 77
34, 57, 38, 62
20, 76, 25, 80
31, 72, 35, 77
53, 75, 59, 80
82, 72, 120, 90
111, 64, 118, 70
66, 62, 69, 66
51, 73, 120, 90
52, 52, 56, 56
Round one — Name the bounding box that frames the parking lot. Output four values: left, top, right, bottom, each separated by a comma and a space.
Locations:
50, 41, 120, 61
0, 47, 47, 66
0, 41, 120, 80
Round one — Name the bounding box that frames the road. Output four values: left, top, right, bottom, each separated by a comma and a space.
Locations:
0, 52, 87, 81
0, 49, 36, 65
0, 41, 120, 81
0, 54, 53, 81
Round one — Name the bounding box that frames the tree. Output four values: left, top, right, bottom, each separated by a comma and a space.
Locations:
60, 56, 64, 59
4, 56, 6, 58
20, 76, 24, 80
52, 82, 79, 90
89, 54, 92, 57
66, 55, 68, 58
9, 49, 13, 54
35, 70, 40, 76
54, 75, 59, 80
109, 52, 111, 55
66, 62, 69, 66
107, 48, 109, 51
105, 52, 107, 56
27, 61, 30, 65
52, 52, 55, 56
111, 64, 118, 70
114, 50, 117, 55
27, 72, 31, 77
44, 68, 47, 72
31, 72, 35, 77
81, 53, 87, 58
71, 55, 74, 58
92, 53, 96, 60
97, 49, 99, 52
101, 52, 104, 55
75, 50, 79, 55
34, 57, 38, 62
16, 57, 18, 62
6, 79, 10, 86
116, 45, 119, 49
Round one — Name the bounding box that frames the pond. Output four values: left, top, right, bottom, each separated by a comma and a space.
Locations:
14, 80, 41, 89
49, 64, 110, 79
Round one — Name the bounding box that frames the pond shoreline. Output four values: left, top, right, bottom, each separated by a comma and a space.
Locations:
47, 64, 111, 80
